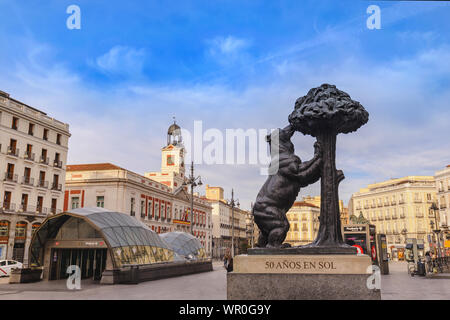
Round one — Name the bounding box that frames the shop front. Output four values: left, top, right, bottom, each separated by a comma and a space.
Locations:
0, 220, 9, 260
13, 221, 27, 263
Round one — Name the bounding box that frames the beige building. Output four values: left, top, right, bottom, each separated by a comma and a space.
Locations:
302, 195, 348, 225
285, 201, 320, 246
0, 90, 70, 262
204, 185, 249, 258
64, 122, 213, 256
435, 165, 450, 228
350, 176, 437, 254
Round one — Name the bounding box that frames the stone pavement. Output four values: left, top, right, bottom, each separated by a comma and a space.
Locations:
1, 261, 449, 299
0, 261, 227, 300
381, 261, 450, 299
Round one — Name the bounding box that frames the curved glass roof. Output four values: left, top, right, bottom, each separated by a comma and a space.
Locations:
30, 207, 174, 268
68, 207, 170, 249
160, 231, 206, 259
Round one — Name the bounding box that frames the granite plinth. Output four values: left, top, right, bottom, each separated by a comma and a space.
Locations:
227, 254, 380, 300
248, 245, 357, 255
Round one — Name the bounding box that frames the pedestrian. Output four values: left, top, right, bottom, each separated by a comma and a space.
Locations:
223, 249, 230, 270
226, 254, 233, 273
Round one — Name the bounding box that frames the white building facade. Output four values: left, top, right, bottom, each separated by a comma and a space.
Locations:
205, 185, 249, 258
64, 122, 213, 256
0, 90, 70, 262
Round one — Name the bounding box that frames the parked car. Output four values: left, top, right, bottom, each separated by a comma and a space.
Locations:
0, 260, 23, 277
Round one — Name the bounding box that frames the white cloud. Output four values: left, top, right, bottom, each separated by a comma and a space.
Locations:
206, 35, 250, 65
93, 45, 146, 76
1, 37, 450, 211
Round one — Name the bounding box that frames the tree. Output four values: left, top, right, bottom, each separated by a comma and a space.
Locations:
289, 84, 369, 247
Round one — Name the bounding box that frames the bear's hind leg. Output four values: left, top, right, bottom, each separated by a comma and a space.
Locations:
257, 233, 268, 248
267, 213, 289, 248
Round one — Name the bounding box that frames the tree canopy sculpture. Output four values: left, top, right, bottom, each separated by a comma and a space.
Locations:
288, 84, 369, 247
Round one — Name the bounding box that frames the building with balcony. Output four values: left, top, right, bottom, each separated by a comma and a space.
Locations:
301, 195, 348, 225
435, 165, 450, 228
204, 185, 249, 259
285, 201, 320, 246
63, 122, 213, 256
0, 90, 70, 262
350, 176, 437, 256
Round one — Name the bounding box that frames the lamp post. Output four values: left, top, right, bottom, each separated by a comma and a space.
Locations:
401, 228, 409, 261
430, 202, 441, 258
182, 161, 202, 235
250, 202, 254, 249
229, 189, 239, 258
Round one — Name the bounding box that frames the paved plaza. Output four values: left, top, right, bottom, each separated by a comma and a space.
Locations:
0, 261, 449, 300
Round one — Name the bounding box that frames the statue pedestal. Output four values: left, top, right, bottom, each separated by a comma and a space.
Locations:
227, 254, 380, 300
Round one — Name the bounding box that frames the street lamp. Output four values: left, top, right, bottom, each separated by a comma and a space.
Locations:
229, 189, 240, 258
429, 202, 441, 258
182, 161, 202, 235
401, 228, 407, 242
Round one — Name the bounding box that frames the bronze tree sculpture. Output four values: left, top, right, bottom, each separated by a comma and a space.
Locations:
288, 84, 369, 247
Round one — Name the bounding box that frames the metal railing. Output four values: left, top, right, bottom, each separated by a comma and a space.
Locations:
53, 160, 63, 168
22, 176, 34, 186
51, 183, 62, 191
0, 202, 16, 212
39, 156, 49, 165
4, 172, 18, 182
24, 151, 35, 161
7, 146, 19, 157
37, 180, 49, 188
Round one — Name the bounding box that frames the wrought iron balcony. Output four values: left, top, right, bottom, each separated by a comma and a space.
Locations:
37, 180, 49, 188
39, 156, 49, 165
7, 146, 19, 157
0, 202, 16, 212
22, 176, 34, 186
4, 172, 18, 182
51, 183, 62, 191
53, 160, 63, 168
24, 151, 35, 161
50, 208, 61, 215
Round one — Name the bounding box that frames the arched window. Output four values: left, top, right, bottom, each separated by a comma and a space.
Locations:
32, 222, 41, 235
15, 221, 28, 241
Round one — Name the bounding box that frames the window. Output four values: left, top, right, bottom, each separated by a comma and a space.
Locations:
11, 117, 18, 130
51, 199, 57, 214
96, 196, 104, 208
25, 144, 33, 160
43, 128, 49, 141
8, 139, 17, 155
36, 196, 44, 213
41, 149, 48, 164
71, 197, 80, 209
148, 200, 153, 218
140, 200, 145, 217
130, 198, 135, 216
167, 155, 174, 166
56, 134, 61, 145
28, 123, 34, 135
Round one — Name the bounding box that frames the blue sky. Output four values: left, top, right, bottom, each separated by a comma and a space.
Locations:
1, 1, 450, 209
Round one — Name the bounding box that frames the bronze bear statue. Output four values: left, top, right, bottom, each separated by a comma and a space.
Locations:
252, 124, 322, 248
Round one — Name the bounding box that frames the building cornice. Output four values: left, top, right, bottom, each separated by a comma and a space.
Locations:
0, 98, 70, 136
